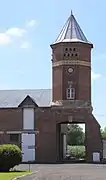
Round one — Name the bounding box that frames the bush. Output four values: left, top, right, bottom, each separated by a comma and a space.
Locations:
0, 144, 22, 172
67, 145, 86, 159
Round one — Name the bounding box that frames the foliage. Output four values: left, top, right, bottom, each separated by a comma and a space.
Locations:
67, 145, 85, 159
0, 144, 22, 172
66, 124, 85, 146
101, 127, 106, 138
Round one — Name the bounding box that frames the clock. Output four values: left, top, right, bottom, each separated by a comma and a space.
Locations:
67, 67, 74, 73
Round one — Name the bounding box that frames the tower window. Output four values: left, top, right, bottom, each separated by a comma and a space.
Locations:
70, 48, 72, 51
73, 48, 76, 51
75, 53, 78, 56
67, 54, 70, 57
66, 87, 75, 100
71, 53, 73, 57
65, 48, 68, 51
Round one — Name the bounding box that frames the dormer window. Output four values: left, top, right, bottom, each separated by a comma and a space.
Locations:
66, 86, 75, 100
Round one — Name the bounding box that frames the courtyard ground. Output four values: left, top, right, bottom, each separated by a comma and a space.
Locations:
16, 164, 106, 180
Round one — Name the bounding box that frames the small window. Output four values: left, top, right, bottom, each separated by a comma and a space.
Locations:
73, 48, 76, 51
10, 134, 19, 142
70, 48, 72, 51
66, 87, 75, 100
75, 53, 78, 56
71, 53, 73, 57
67, 54, 70, 57
64, 53, 66, 56
65, 48, 68, 51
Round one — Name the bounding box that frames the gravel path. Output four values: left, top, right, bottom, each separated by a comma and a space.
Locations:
17, 164, 106, 180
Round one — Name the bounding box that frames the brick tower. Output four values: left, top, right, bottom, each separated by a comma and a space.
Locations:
50, 12, 93, 104
50, 12, 103, 162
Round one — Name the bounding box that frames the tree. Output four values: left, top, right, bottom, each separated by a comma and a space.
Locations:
101, 127, 106, 138
66, 124, 85, 146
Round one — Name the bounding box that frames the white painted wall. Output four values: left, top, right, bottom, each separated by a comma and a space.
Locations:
23, 108, 34, 130
21, 133, 35, 162
103, 140, 106, 159
63, 134, 67, 159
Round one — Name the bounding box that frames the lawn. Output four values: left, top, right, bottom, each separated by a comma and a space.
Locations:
0, 171, 30, 180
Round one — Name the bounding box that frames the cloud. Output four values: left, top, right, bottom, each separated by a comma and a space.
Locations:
0, 28, 26, 46
20, 41, 31, 49
0, 33, 11, 45
91, 71, 102, 80
0, 19, 37, 47
6, 28, 27, 37
26, 20, 36, 27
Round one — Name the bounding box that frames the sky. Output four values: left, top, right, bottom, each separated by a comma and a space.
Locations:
0, 0, 106, 128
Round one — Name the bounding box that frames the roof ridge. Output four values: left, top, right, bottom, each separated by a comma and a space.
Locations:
0, 88, 51, 91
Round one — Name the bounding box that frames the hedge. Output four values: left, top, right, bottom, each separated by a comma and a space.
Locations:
67, 145, 85, 159
0, 144, 22, 172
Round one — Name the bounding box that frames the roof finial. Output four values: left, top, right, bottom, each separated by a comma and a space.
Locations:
71, 10, 73, 16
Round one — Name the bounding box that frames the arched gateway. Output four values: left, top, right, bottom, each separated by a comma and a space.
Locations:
36, 12, 102, 163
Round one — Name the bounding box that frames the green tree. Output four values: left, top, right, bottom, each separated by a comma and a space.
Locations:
66, 124, 85, 146
101, 126, 106, 138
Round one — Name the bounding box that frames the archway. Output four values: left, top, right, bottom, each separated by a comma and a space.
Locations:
56, 122, 86, 162
55, 109, 102, 163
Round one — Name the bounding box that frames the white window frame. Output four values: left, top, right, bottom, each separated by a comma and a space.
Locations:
66, 87, 75, 100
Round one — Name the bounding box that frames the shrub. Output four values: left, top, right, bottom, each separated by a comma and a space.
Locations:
0, 144, 22, 172
68, 145, 86, 159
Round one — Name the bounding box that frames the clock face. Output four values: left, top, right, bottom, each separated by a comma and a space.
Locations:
68, 67, 74, 73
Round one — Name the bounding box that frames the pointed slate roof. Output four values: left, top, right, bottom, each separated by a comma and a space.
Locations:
53, 11, 92, 45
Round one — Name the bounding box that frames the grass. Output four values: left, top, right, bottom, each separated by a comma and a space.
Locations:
0, 171, 31, 180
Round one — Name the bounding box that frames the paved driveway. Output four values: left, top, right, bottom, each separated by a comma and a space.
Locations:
17, 164, 106, 180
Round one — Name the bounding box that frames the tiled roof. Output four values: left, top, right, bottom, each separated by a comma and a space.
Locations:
0, 89, 52, 108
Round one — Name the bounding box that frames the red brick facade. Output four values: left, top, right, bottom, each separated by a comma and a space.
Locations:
0, 14, 103, 163
0, 104, 103, 163
35, 107, 103, 162
51, 42, 92, 102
